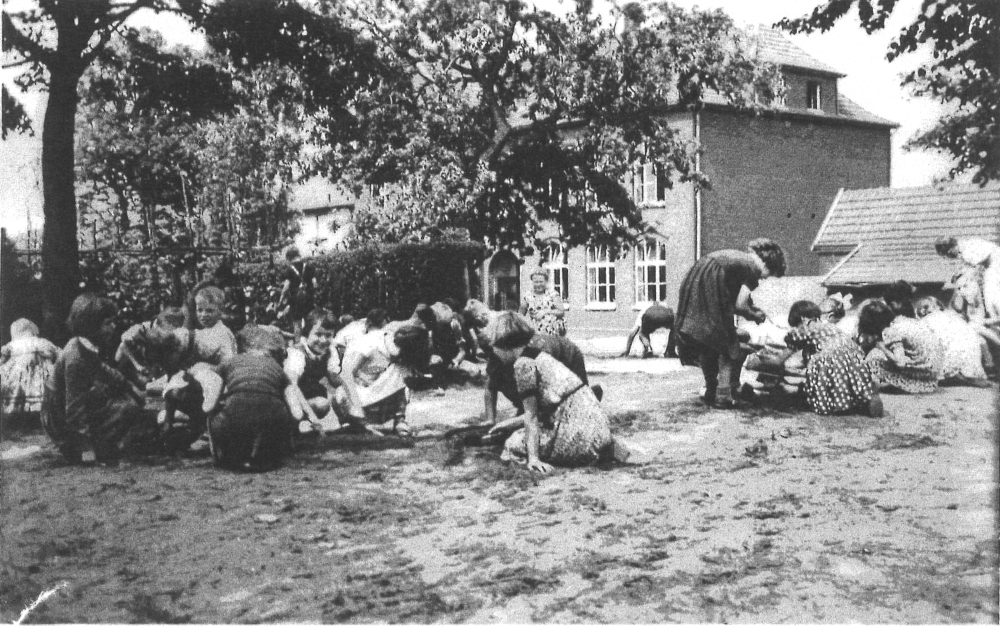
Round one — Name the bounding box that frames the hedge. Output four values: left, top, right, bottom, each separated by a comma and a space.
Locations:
244, 241, 489, 323
5, 240, 489, 338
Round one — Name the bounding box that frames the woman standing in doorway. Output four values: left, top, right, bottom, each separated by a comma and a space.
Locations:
520, 268, 566, 337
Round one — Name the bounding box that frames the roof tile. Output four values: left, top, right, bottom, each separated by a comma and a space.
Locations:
814, 183, 1000, 285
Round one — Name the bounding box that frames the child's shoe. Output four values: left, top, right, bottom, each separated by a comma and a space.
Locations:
864, 393, 884, 418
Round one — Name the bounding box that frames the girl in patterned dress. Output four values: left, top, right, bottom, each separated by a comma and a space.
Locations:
520, 269, 566, 337
485, 312, 611, 472
1, 318, 59, 415
859, 300, 943, 394
784, 301, 882, 417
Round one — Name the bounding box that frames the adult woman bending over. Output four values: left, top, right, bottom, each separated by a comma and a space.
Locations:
673, 238, 787, 408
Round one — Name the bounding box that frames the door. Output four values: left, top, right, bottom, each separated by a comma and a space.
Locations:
488, 250, 520, 311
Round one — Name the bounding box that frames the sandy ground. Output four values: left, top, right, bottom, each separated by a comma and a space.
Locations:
1, 342, 998, 623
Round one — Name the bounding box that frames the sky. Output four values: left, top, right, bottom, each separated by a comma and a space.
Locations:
0, 0, 960, 236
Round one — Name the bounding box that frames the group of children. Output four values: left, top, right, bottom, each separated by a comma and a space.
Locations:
736, 282, 998, 418
4, 235, 996, 473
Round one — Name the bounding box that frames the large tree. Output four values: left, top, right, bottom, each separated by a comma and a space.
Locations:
777, 0, 999, 184
328, 0, 782, 250
2, 0, 377, 340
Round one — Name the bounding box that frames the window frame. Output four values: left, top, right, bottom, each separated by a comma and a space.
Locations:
631, 161, 667, 206
585, 245, 617, 310
541, 242, 570, 302
633, 239, 669, 307
806, 81, 822, 110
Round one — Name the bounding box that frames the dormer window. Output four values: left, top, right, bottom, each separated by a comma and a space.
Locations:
806, 81, 821, 110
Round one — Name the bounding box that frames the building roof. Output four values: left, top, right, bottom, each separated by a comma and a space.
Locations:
750, 26, 845, 76
813, 183, 1000, 286
289, 178, 356, 213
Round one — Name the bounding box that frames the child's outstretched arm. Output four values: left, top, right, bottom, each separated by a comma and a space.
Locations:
284, 384, 305, 421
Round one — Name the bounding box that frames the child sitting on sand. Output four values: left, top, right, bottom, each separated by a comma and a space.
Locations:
41, 294, 151, 465
1, 318, 60, 415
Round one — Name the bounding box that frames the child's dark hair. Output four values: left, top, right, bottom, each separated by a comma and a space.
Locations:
486, 311, 535, 350
883, 280, 915, 318
441, 297, 462, 313
156, 307, 186, 328
365, 308, 389, 331
66, 293, 116, 339
858, 300, 896, 337
935, 236, 958, 256
393, 324, 431, 370
788, 300, 822, 327
303, 308, 338, 336
413, 303, 436, 328
748, 238, 787, 278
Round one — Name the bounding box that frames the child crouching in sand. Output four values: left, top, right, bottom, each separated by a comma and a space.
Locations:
485, 312, 612, 472
332, 323, 430, 437
209, 325, 301, 471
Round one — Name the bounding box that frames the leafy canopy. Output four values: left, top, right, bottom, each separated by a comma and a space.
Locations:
329, 0, 782, 250
777, 0, 1000, 184
76, 30, 308, 252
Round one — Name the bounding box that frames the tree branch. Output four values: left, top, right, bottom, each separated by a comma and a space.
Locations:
2, 11, 54, 66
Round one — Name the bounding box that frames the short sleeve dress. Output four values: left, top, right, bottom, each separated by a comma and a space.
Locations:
919, 309, 986, 381
785, 321, 874, 415
522, 290, 566, 336
674, 250, 762, 360
502, 350, 610, 466
865, 317, 944, 393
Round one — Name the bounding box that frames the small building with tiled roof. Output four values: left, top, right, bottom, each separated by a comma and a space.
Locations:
813, 183, 1000, 291
515, 27, 898, 336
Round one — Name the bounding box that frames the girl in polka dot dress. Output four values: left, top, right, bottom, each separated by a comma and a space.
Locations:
784, 300, 882, 417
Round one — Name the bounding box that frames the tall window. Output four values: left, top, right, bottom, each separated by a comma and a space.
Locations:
634, 239, 669, 304
586, 245, 616, 308
541, 242, 569, 300
632, 162, 667, 205
806, 82, 821, 109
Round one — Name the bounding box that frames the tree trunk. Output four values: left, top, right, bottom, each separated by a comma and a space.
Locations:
40, 67, 84, 343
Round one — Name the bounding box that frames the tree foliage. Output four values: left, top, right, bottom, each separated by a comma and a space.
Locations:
329, 0, 782, 251
777, 0, 1000, 184
2, 0, 379, 339
76, 30, 307, 254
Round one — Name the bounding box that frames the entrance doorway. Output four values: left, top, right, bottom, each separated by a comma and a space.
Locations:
488, 250, 520, 311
